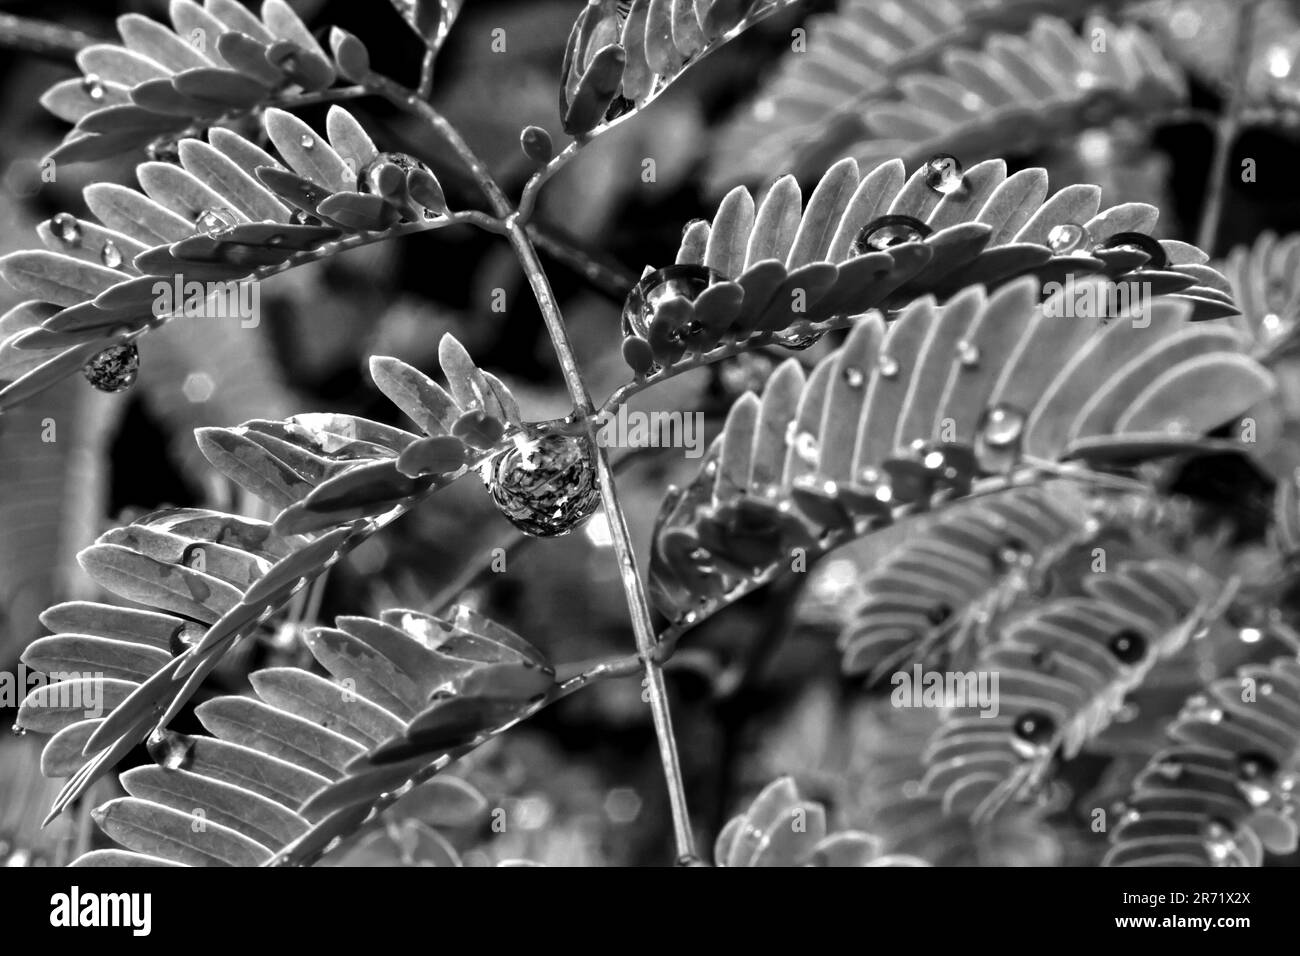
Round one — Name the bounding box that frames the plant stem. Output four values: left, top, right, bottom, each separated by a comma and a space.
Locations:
0, 14, 97, 58
528, 221, 638, 300
504, 218, 698, 860
1197, 0, 1261, 253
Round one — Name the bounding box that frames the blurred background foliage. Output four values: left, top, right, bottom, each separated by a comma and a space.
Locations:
3, 0, 1300, 866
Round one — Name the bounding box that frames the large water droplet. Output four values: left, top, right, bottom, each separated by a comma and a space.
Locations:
483, 431, 601, 537
1107, 628, 1147, 665
974, 404, 1026, 473
852, 215, 931, 255
82, 73, 106, 101
1047, 223, 1090, 254
51, 212, 81, 246
146, 727, 194, 770
195, 206, 237, 237
1010, 710, 1055, 758
924, 153, 964, 195
621, 264, 721, 340
100, 240, 122, 269
1099, 232, 1167, 270
773, 327, 825, 350
358, 151, 432, 194
83, 343, 139, 393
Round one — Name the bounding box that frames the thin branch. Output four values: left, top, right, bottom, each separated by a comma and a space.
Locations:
0, 14, 97, 59
1197, 0, 1262, 253
418, 48, 437, 100
504, 218, 698, 860
527, 222, 638, 301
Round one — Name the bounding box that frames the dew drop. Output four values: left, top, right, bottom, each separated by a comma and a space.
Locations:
357, 151, 432, 195
974, 404, 1026, 473
1107, 628, 1147, 665
1046, 223, 1090, 254
300, 134, 315, 149
51, 212, 82, 246
82, 73, 106, 101
1010, 710, 1056, 758
82, 343, 139, 393
1201, 818, 1237, 865
483, 430, 601, 537
852, 215, 931, 255
146, 727, 195, 770
292, 209, 311, 225
877, 354, 899, 379
924, 153, 964, 195
956, 339, 980, 368
794, 431, 819, 466
773, 327, 825, 350
841, 366, 865, 388
100, 240, 122, 269
195, 206, 237, 237
11, 723, 26, 736
621, 264, 721, 341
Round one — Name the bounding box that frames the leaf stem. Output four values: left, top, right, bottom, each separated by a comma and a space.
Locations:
504, 217, 698, 860
0, 14, 97, 59
1197, 0, 1261, 253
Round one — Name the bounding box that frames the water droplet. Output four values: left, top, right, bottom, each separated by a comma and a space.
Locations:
956, 340, 980, 368
300, 134, 315, 149
82, 343, 139, 393
1099, 232, 1168, 270
483, 431, 600, 537
773, 327, 825, 350
1202, 818, 1237, 864
51, 212, 81, 246
100, 240, 122, 269
146, 727, 194, 770
147, 137, 180, 164
1046, 223, 1090, 254
675, 854, 709, 867
81, 73, 106, 102
794, 431, 819, 466
1260, 681, 1275, 696
195, 206, 237, 237
11, 723, 26, 736
852, 215, 931, 255
842, 366, 865, 388
621, 264, 721, 340
924, 153, 964, 195
292, 209, 311, 225
1107, 628, 1147, 665
990, 536, 1030, 574
877, 354, 899, 379
1155, 760, 1183, 781
358, 151, 432, 194
1010, 710, 1055, 758
974, 404, 1026, 473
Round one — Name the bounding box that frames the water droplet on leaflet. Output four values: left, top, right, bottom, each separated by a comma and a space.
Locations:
621, 264, 721, 340
195, 206, 237, 237
1011, 710, 1055, 759
852, 215, 931, 255
793, 431, 819, 466
773, 327, 825, 351
1202, 819, 1238, 865
957, 340, 980, 368
300, 134, 315, 149
483, 430, 601, 537
841, 366, 865, 388
81, 73, 105, 101
146, 727, 194, 770
358, 151, 432, 194
877, 354, 899, 379
11, 723, 26, 736
51, 212, 81, 246
100, 241, 122, 269
924, 153, 964, 195
1107, 628, 1147, 665
82, 344, 139, 393
974, 404, 1026, 473
1047, 223, 1090, 255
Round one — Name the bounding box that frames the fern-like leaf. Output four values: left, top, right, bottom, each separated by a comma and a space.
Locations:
41, 0, 351, 165
44, 606, 541, 867
1220, 231, 1300, 360
1105, 656, 1300, 866
709, 11, 1182, 189
0, 106, 453, 411
650, 280, 1269, 622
